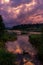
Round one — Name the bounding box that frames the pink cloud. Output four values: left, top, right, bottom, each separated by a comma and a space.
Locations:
0, 0, 43, 27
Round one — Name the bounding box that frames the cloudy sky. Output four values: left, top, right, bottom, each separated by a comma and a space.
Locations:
0, 0, 43, 27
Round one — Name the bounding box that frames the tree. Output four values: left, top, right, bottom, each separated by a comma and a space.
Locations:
0, 15, 5, 37
0, 15, 5, 30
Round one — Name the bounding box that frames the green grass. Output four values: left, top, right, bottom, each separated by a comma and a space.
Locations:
29, 34, 43, 63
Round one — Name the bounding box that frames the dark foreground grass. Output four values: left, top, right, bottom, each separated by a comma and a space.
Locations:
29, 34, 43, 63
0, 48, 17, 65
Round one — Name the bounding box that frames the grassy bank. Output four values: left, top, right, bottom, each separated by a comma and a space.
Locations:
1, 31, 17, 41
0, 31, 17, 48
29, 34, 43, 63
0, 31, 17, 65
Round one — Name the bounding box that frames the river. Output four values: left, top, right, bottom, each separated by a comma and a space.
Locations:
5, 31, 41, 65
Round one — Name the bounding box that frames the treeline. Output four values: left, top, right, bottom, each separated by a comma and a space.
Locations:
12, 23, 43, 32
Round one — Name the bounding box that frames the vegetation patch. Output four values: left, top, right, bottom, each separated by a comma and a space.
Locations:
1, 31, 17, 41
29, 34, 43, 63
0, 48, 17, 65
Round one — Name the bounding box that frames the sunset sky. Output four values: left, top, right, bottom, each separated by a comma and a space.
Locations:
0, 0, 43, 27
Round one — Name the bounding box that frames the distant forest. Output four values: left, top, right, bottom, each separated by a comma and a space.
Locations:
11, 23, 43, 32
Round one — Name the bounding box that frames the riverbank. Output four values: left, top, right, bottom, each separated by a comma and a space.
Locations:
0, 31, 17, 65
1, 31, 17, 41
29, 34, 43, 64
0, 31, 17, 48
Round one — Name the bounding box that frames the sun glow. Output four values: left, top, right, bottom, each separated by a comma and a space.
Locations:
1, 0, 10, 4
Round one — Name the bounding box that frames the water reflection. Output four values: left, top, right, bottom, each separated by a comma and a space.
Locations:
24, 61, 34, 65
6, 35, 37, 56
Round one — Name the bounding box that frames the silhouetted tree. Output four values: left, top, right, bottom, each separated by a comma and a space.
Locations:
0, 15, 5, 29
0, 15, 5, 37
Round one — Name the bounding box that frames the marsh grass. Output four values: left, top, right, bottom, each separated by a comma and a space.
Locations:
0, 31, 17, 41
29, 34, 43, 63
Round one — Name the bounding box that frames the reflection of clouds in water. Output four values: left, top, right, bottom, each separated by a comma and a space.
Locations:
6, 35, 37, 55
24, 61, 34, 65
17, 35, 37, 55
6, 41, 22, 53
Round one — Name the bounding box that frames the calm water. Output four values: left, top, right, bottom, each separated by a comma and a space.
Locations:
6, 31, 41, 65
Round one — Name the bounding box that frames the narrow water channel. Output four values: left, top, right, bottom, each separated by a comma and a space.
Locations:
6, 34, 40, 65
